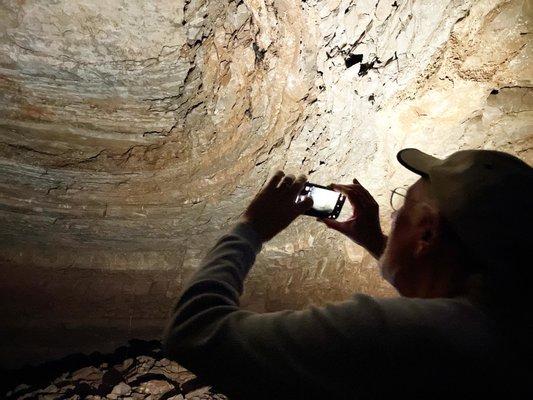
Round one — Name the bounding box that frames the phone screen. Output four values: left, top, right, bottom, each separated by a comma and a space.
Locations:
296, 182, 345, 218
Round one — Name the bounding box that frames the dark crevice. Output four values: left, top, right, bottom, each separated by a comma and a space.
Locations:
359, 57, 379, 76
345, 53, 363, 68
180, 376, 211, 394
253, 42, 266, 64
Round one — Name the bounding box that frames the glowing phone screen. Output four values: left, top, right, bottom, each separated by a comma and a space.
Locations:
297, 185, 340, 213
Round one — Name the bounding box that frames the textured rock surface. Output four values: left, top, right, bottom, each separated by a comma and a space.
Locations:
0, 0, 531, 367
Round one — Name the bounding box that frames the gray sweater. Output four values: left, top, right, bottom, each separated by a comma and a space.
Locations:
164, 221, 527, 399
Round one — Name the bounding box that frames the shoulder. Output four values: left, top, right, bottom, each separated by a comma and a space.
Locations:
365, 296, 510, 393
372, 295, 493, 328
317, 293, 488, 331
367, 295, 504, 369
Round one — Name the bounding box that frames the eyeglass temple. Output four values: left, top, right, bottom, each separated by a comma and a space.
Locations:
390, 187, 407, 210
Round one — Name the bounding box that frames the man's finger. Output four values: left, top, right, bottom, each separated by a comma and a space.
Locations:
278, 174, 296, 189
349, 185, 372, 208
351, 183, 378, 208
289, 174, 307, 196
265, 170, 285, 191
351, 179, 373, 198
330, 183, 364, 210
330, 183, 354, 194
296, 195, 313, 213
352, 178, 377, 204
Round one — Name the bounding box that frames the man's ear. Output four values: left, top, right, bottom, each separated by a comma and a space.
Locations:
413, 205, 439, 258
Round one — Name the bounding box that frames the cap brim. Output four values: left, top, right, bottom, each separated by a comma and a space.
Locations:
397, 148, 442, 177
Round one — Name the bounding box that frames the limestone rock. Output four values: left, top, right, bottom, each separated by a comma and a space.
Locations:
111, 382, 131, 396
138, 379, 174, 396
72, 366, 103, 382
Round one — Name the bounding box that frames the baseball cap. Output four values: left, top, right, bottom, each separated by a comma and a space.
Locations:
396, 148, 533, 278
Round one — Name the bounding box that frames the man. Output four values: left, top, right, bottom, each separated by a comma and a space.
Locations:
164, 148, 532, 398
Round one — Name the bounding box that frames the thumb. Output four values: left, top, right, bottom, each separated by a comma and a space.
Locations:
316, 216, 345, 233
297, 196, 314, 213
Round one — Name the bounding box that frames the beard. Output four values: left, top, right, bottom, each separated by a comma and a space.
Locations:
378, 234, 420, 296
378, 245, 397, 286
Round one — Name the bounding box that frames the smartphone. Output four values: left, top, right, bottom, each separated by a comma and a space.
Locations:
295, 182, 346, 219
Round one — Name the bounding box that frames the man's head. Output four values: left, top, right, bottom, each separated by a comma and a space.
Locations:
379, 178, 472, 297
379, 148, 533, 300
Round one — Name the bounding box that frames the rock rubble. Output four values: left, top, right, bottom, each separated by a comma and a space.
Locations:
4, 340, 227, 400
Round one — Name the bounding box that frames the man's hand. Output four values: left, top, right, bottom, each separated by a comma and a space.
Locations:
239, 171, 314, 242
317, 178, 387, 259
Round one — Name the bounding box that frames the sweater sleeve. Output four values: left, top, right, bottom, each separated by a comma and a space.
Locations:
163, 221, 391, 399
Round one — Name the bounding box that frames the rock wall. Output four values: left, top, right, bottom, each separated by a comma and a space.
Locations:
1, 0, 531, 367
